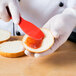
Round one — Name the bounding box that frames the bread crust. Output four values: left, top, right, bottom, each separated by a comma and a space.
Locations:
0, 39, 10, 43
0, 50, 25, 58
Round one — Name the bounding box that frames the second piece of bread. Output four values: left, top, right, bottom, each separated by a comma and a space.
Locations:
0, 41, 25, 58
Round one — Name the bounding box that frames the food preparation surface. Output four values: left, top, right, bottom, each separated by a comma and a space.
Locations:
0, 36, 76, 76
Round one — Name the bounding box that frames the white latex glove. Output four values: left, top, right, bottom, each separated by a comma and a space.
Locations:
24, 8, 76, 57
0, 0, 20, 24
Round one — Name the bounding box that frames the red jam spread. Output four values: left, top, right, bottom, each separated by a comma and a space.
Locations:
25, 37, 43, 49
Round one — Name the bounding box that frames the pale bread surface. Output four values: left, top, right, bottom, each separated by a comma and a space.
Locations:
0, 41, 25, 57
0, 29, 11, 43
23, 28, 54, 53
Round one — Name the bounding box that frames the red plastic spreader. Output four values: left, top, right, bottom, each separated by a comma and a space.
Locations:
18, 17, 44, 40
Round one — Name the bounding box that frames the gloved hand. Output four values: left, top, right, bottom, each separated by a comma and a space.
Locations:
24, 8, 76, 57
0, 0, 20, 24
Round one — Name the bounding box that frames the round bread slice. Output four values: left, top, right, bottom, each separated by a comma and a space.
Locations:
22, 28, 54, 53
0, 29, 11, 43
0, 41, 25, 58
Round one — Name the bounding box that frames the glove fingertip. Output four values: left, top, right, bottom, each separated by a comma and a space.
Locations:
52, 31, 59, 38
34, 53, 41, 58
24, 50, 30, 55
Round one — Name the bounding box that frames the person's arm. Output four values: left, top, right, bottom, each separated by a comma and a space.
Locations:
24, 8, 76, 57
0, 0, 20, 24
